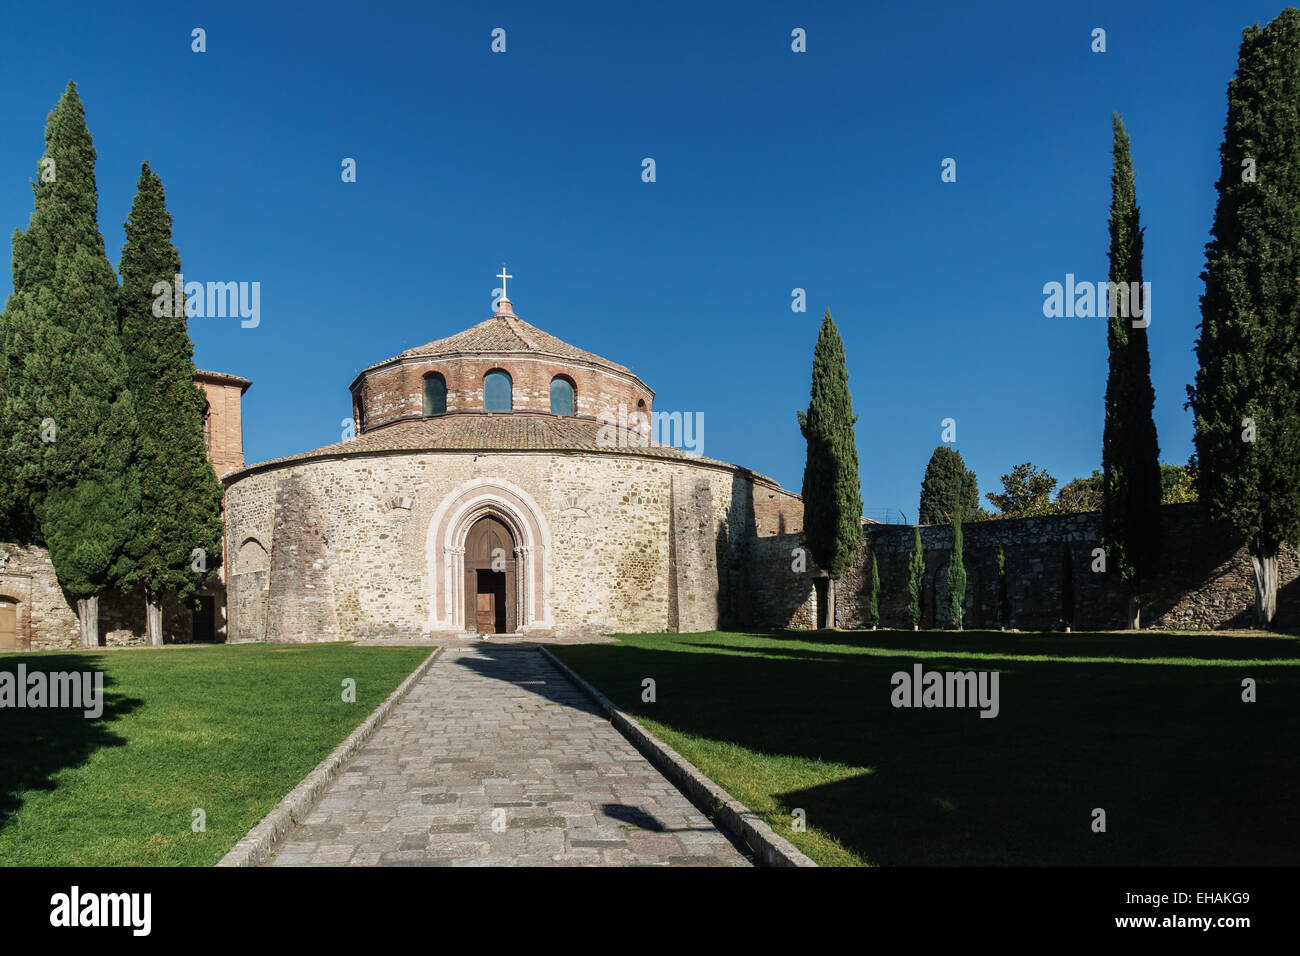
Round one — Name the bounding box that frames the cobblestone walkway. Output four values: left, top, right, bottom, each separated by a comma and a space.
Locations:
266, 643, 751, 866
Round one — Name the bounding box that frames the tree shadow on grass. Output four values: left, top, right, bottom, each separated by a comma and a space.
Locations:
714, 628, 1300, 661
551, 634, 1300, 866
0, 655, 143, 832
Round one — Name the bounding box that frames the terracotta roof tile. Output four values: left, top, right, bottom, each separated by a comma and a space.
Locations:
229, 413, 756, 479
360, 312, 632, 375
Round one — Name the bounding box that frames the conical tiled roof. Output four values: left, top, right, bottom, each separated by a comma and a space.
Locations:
227, 413, 743, 480
360, 300, 632, 375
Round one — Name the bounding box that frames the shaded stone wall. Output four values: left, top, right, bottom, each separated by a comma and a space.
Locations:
730, 486, 816, 629
669, 474, 721, 633
833, 503, 1300, 632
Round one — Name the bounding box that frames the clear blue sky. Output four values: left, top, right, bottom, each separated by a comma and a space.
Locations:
0, 0, 1285, 519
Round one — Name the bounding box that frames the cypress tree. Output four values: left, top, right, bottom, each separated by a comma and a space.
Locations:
796, 309, 863, 627
1061, 540, 1075, 632
918, 445, 979, 524
868, 552, 880, 629
118, 163, 224, 645
1, 83, 137, 645
1101, 113, 1162, 629
996, 543, 1011, 630
1188, 10, 1300, 627
947, 516, 967, 629
906, 527, 925, 630
0, 361, 29, 541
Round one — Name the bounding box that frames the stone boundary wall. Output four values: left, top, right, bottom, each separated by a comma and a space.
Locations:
832, 503, 1300, 632
0, 542, 208, 650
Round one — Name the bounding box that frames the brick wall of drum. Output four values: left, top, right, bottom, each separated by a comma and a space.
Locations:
353, 354, 653, 432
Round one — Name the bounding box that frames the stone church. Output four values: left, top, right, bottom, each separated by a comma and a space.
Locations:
221, 294, 813, 642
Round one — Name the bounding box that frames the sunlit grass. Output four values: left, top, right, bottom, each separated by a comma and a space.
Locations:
0, 642, 430, 866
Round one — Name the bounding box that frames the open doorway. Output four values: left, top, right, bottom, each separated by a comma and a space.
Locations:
464, 515, 516, 634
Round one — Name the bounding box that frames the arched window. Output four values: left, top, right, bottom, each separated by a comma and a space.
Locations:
484, 370, 512, 411
549, 376, 575, 416
423, 372, 447, 416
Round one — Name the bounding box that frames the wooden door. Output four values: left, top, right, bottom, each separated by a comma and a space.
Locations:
476, 592, 495, 633
0, 599, 16, 651
464, 516, 516, 634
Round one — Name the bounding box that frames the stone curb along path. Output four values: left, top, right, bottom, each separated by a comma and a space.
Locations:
537, 647, 818, 867
263, 643, 751, 866
216, 647, 443, 868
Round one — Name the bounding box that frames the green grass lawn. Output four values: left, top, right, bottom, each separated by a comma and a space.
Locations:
0, 642, 430, 866
552, 629, 1300, 867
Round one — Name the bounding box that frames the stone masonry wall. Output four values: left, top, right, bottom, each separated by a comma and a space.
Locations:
15, 488, 1299, 646
0, 542, 203, 650
222, 449, 803, 639
834, 503, 1300, 632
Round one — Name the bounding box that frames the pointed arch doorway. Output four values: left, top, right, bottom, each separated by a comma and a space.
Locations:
464, 515, 516, 634
426, 477, 555, 638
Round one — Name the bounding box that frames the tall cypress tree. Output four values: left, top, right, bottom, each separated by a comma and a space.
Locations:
119, 163, 224, 645
796, 309, 863, 627
1189, 10, 1300, 627
918, 445, 979, 525
996, 543, 1011, 630
1101, 113, 1162, 629
947, 516, 967, 629
1, 82, 137, 645
906, 527, 925, 630
0, 359, 28, 541
1061, 540, 1075, 632
868, 553, 880, 629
